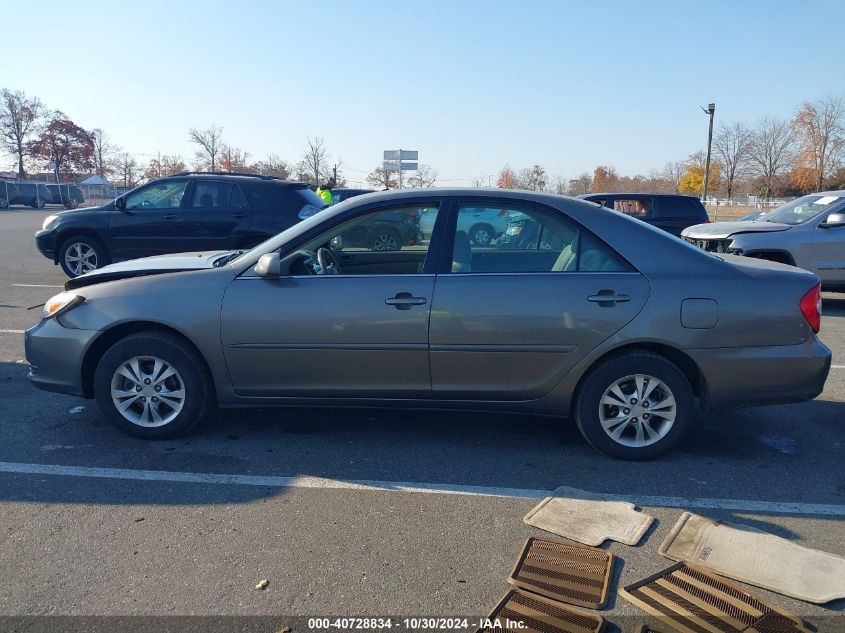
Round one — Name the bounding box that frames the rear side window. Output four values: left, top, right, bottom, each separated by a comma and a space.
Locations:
658, 197, 707, 219
229, 184, 250, 209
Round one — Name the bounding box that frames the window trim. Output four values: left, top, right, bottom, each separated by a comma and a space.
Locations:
439, 197, 636, 275
125, 178, 190, 212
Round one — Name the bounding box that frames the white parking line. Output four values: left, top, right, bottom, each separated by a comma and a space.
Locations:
0, 461, 843, 516
11, 284, 62, 288
0, 329, 24, 334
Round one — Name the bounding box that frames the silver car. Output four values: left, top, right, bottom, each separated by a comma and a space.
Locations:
26, 189, 831, 460
682, 192, 845, 292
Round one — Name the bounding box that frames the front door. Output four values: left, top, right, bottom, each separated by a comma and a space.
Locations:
813, 202, 845, 287
430, 200, 650, 400
220, 202, 443, 397
109, 179, 188, 258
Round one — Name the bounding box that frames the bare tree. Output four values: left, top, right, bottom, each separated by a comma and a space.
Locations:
792, 95, 845, 192
713, 122, 752, 199
749, 117, 794, 199
366, 164, 398, 189
297, 137, 330, 185
517, 164, 546, 191
568, 173, 593, 195
550, 174, 568, 194
660, 160, 685, 193
90, 128, 118, 179
0, 88, 43, 178
116, 153, 140, 187
188, 125, 224, 171
219, 145, 251, 172
144, 154, 185, 180
406, 163, 437, 188
253, 154, 291, 179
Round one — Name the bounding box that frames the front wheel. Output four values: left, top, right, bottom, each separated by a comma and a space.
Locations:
469, 223, 495, 246
574, 352, 693, 460
0, 198, 8, 209
369, 227, 400, 251
58, 236, 110, 277
94, 332, 213, 439
32, 198, 46, 209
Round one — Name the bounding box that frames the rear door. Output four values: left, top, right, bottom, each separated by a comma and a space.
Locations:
653, 196, 707, 236
429, 199, 650, 400
109, 179, 188, 258
179, 180, 252, 250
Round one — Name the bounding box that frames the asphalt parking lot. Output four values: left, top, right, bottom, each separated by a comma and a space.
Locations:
0, 206, 843, 632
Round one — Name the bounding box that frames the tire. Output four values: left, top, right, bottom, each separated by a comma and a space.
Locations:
469, 223, 495, 246
65, 200, 79, 210
58, 235, 110, 277
0, 198, 8, 209
368, 227, 400, 251
574, 351, 693, 460
93, 331, 212, 439
31, 198, 46, 209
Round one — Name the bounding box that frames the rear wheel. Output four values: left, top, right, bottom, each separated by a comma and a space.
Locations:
58, 235, 110, 277
94, 332, 212, 439
368, 227, 400, 251
469, 223, 495, 246
574, 352, 693, 460
31, 198, 46, 209
0, 198, 8, 209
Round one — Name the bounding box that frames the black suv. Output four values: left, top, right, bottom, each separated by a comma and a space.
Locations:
330, 188, 375, 204
579, 193, 709, 236
35, 172, 327, 277
340, 207, 422, 251
10, 182, 52, 208
46, 184, 86, 209
0, 181, 18, 208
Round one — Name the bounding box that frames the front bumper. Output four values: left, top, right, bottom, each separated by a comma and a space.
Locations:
689, 337, 832, 409
25, 317, 98, 397
35, 228, 58, 261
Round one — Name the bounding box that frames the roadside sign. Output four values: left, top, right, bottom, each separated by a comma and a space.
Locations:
383, 161, 418, 171
383, 150, 418, 161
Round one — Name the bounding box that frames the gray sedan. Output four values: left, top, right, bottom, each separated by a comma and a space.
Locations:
25, 189, 831, 460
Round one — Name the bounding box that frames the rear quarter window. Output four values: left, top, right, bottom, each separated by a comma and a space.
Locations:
659, 197, 707, 219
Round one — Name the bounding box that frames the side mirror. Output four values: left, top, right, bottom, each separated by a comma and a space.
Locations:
820, 212, 845, 229
254, 253, 281, 277
115, 196, 126, 211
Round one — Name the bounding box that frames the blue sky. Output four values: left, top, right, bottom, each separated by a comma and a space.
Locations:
3, 0, 843, 185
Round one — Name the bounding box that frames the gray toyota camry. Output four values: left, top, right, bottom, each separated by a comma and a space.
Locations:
26, 189, 831, 460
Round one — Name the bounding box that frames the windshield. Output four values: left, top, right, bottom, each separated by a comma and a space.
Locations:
763, 194, 842, 225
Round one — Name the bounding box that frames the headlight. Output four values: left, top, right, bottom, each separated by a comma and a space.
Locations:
42, 291, 84, 320
42, 215, 60, 230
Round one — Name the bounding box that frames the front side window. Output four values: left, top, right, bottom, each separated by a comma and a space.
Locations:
125, 180, 187, 210
191, 181, 232, 208
451, 203, 624, 273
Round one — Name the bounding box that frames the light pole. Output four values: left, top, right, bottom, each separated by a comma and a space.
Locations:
701, 103, 716, 203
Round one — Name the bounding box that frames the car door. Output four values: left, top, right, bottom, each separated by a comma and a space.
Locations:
429, 199, 650, 400
812, 200, 845, 286
179, 180, 252, 251
220, 200, 445, 397
109, 179, 189, 258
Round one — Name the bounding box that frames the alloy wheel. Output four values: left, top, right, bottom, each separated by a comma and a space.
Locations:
473, 228, 491, 245
373, 232, 398, 251
598, 374, 677, 447
64, 242, 98, 276
110, 356, 185, 427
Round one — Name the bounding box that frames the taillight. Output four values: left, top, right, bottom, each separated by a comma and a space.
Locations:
799, 283, 822, 333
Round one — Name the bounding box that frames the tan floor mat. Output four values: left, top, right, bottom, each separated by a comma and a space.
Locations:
659, 512, 845, 604
619, 562, 810, 633
478, 589, 605, 633
507, 537, 614, 609
523, 485, 654, 546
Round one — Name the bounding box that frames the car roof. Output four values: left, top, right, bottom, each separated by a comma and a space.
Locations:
579, 192, 701, 199
163, 172, 307, 186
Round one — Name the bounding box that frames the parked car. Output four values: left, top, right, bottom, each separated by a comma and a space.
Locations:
26, 189, 830, 460
419, 206, 513, 245
498, 212, 567, 250
330, 188, 375, 204
682, 192, 845, 292
579, 193, 710, 236
0, 181, 19, 208
10, 182, 52, 208
338, 206, 422, 251
46, 184, 86, 209
34, 172, 327, 277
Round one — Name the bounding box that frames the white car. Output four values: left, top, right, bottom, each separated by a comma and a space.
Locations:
420, 206, 513, 245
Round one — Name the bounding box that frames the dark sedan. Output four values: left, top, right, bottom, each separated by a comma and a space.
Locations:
26, 189, 830, 460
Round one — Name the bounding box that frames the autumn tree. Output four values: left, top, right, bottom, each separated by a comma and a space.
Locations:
144, 154, 186, 180
28, 112, 94, 178
749, 117, 794, 200
253, 154, 291, 179
90, 128, 118, 179
0, 89, 43, 178
296, 137, 330, 185
518, 164, 546, 190
792, 95, 845, 192
116, 153, 140, 187
713, 122, 752, 199
678, 151, 722, 197
219, 145, 252, 172
497, 165, 516, 188
568, 173, 592, 195
406, 163, 437, 188
189, 124, 224, 171
366, 164, 398, 189
591, 165, 619, 192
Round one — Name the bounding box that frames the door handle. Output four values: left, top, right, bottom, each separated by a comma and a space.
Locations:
162, 213, 178, 219
587, 290, 631, 306
385, 292, 427, 310
232, 212, 247, 218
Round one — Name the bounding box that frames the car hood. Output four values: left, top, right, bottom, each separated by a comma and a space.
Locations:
681, 221, 792, 239
65, 251, 232, 290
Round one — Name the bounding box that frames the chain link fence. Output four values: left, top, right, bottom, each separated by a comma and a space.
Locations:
1, 177, 119, 209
